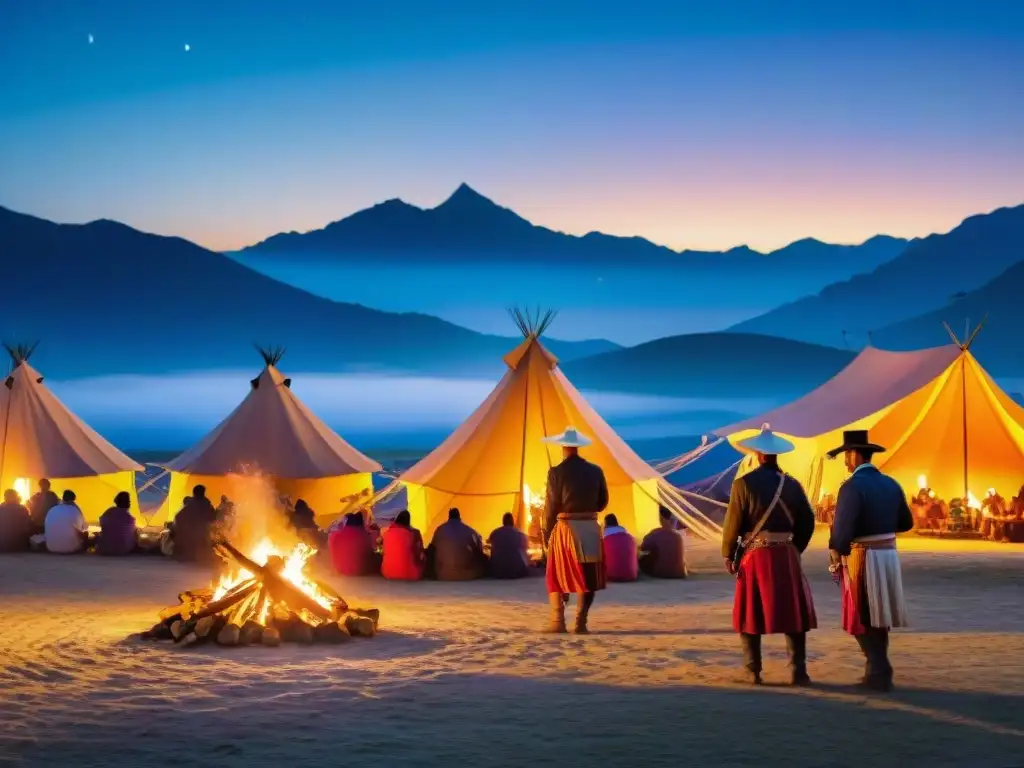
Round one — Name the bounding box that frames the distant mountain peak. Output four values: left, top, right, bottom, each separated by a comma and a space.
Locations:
436, 183, 498, 211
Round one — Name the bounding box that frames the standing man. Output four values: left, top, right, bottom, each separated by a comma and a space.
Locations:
542, 427, 608, 634
827, 429, 913, 692
722, 427, 817, 685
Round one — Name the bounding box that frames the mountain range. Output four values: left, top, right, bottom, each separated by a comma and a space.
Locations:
0, 205, 613, 379
732, 203, 1024, 372
243, 183, 908, 280
561, 333, 856, 399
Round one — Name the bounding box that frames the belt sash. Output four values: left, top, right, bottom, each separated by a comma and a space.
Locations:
843, 534, 907, 631
554, 514, 602, 564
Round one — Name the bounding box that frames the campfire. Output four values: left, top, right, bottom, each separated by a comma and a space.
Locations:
142, 537, 379, 647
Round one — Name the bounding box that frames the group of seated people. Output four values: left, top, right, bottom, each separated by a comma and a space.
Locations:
327, 505, 688, 582
0, 479, 140, 555
1, 479, 688, 582
910, 485, 1024, 540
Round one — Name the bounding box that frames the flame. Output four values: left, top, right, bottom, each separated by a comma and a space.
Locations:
522, 482, 546, 528
12, 477, 31, 503
818, 487, 827, 501
917, 474, 928, 490
966, 491, 981, 510
927, 489, 936, 499
211, 537, 334, 623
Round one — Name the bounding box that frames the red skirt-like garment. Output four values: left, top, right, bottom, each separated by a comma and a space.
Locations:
545, 521, 607, 594
733, 545, 817, 635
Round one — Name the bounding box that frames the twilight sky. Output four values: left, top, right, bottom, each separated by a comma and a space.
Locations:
1, 0, 1023, 253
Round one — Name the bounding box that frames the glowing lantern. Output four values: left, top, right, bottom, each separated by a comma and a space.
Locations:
917, 475, 928, 490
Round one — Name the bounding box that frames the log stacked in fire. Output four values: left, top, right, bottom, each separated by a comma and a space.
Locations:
141, 538, 380, 647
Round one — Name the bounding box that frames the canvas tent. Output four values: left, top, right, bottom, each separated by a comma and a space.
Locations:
716, 333, 1024, 506
0, 343, 142, 523
397, 310, 721, 542
156, 348, 381, 526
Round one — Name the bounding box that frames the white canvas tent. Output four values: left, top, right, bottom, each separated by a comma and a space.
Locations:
395, 311, 722, 542
156, 349, 381, 526
0, 344, 142, 522
715, 334, 1024, 505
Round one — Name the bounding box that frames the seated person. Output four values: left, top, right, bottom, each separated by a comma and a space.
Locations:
381, 510, 425, 581
289, 498, 325, 548
486, 512, 529, 579
639, 506, 688, 579
602, 513, 638, 582
96, 491, 138, 556
27, 478, 60, 536
45, 489, 88, 554
428, 508, 486, 581
329, 511, 380, 576
0, 489, 32, 553
171, 485, 218, 563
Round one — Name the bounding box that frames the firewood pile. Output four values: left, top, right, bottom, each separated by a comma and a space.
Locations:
141, 538, 379, 647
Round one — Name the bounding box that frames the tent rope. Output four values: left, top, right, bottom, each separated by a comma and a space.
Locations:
652, 436, 725, 475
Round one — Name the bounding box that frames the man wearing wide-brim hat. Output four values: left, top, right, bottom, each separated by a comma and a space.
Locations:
723, 426, 817, 685
540, 427, 609, 634
827, 429, 914, 692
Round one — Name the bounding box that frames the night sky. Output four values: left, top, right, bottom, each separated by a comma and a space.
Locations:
2, 0, 1023, 253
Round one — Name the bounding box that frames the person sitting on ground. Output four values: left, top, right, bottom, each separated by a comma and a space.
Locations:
329, 510, 380, 576
0, 489, 32, 553
381, 510, 425, 581
428, 508, 487, 581
171, 485, 218, 564
602, 513, 638, 582
289, 498, 325, 547
640, 506, 688, 579
96, 491, 138, 556
27, 478, 60, 536
486, 512, 530, 579
216, 494, 235, 522
45, 489, 88, 554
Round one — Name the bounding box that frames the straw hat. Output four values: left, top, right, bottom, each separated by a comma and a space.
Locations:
542, 427, 592, 447
735, 424, 795, 456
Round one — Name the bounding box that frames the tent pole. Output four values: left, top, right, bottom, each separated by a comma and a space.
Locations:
961, 352, 969, 504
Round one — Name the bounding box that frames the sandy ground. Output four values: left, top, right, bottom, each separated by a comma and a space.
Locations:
1, 535, 1022, 767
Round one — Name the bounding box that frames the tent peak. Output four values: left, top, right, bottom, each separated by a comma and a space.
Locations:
254, 343, 286, 368
3, 340, 39, 368
942, 314, 988, 351
507, 306, 557, 339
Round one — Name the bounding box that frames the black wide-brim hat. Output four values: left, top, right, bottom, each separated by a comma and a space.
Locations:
826, 429, 886, 458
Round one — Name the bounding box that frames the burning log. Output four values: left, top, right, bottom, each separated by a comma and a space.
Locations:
144, 533, 379, 648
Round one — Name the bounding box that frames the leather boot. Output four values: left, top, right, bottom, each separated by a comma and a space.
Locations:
543, 593, 567, 633
786, 632, 811, 686
855, 629, 893, 691
740, 633, 762, 684
574, 592, 595, 634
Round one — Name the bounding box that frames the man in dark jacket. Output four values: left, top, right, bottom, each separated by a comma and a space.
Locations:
487, 512, 530, 579
828, 430, 914, 692
542, 427, 609, 634
27, 479, 60, 535
722, 427, 817, 685
428, 508, 486, 581
171, 485, 218, 564
0, 489, 32, 552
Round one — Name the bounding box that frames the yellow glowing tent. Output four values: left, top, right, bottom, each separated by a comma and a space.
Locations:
0, 343, 142, 522
716, 328, 1024, 505
398, 310, 717, 542
156, 347, 381, 527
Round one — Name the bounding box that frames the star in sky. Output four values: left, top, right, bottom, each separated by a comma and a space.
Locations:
184, 43, 190, 52
88, 33, 94, 44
